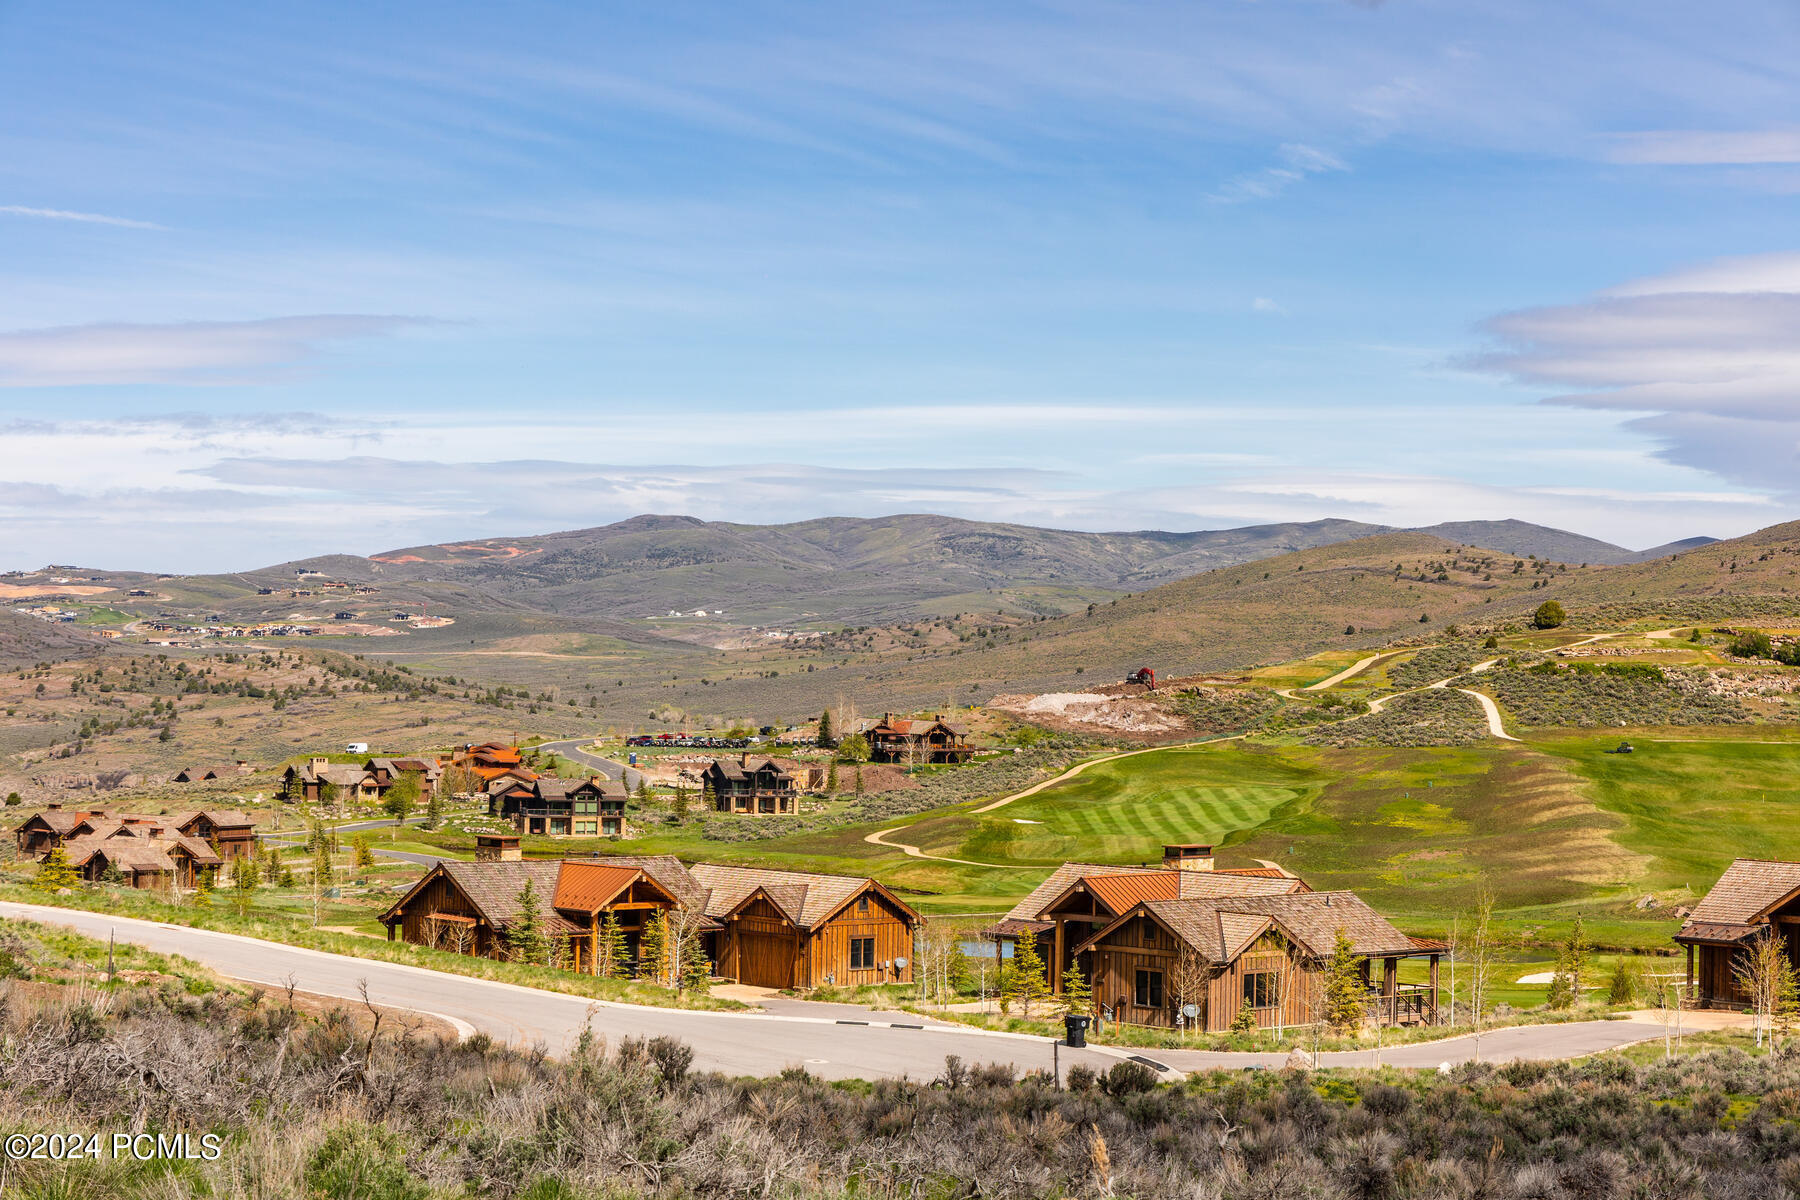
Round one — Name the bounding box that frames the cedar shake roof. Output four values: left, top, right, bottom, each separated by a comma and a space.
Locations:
433, 860, 582, 936
17, 810, 94, 835
1076, 891, 1421, 962
181, 810, 256, 830
688, 863, 914, 929
551, 863, 648, 912
1676, 922, 1762, 945
706, 756, 796, 783
1682, 859, 1800, 927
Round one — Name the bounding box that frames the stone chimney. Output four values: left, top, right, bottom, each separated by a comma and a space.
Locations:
1162, 844, 1215, 872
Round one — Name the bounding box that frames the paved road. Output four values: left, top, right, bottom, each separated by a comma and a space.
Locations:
0, 901, 1131, 1082
539, 739, 643, 789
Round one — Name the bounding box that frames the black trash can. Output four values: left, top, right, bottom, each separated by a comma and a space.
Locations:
1063, 1014, 1091, 1048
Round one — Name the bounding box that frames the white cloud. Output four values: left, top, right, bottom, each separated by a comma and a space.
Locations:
1210, 143, 1348, 203
1251, 296, 1286, 314
0, 316, 426, 387
1469, 251, 1800, 497
0, 204, 166, 230
1604, 130, 1800, 165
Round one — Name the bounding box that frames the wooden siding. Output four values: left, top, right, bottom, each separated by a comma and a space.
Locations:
392, 871, 501, 958
807, 889, 915, 987
723, 896, 801, 988
1088, 918, 1319, 1031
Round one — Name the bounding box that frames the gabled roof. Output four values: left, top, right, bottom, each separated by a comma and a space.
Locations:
181, 809, 255, 830
688, 863, 915, 929
705, 756, 796, 783
594, 854, 711, 913
417, 860, 583, 936
1002, 862, 1165, 926
1074, 891, 1421, 962
15, 810, 95, 835
551, 863, 659, 913
1012, 861, 1307, 931
1681, 859, 1800, 929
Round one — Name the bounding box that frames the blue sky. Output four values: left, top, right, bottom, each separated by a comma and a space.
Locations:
3, 0, 1798, 570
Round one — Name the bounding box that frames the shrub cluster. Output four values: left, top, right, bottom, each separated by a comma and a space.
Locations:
1384, 644, 1498, 690
9, 988, 1800, 1199
1467, 660, 1753, 728
698, 748, 1088, 842
1303, 687, 1489, 748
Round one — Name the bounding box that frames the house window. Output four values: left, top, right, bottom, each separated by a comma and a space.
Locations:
857, 895, 870, 915
850, 937, 876, 969
1242, 972, 1276, 1009
1134, 969, 1164, 1008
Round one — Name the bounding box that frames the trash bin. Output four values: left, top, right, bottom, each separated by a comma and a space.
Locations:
1063, 1014, 1091, 1048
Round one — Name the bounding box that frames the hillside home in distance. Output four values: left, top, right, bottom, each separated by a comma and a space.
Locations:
1675, 858, 1800, 1009
866, 714, 975, 764
171, 762, 250, 783
703, 756, 799, 815
283, 758, 383, 804
487, 775, 629, 837
445, 742, 527, 783
170, 809, 259, 860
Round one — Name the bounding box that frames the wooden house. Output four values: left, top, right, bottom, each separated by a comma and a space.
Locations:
364, 757, 441, 799
690, 863, 920, 989
55, 823, 222, 890
1675, 858, 1800, 1009
379, 856, 697, 969
487, 776, 628, 837
445, 742, 527, 782
703, 756, 798, 815
988, 850, 1309, 976
1071, 891, 1441, 1031
866, 714, 974, 765
169, 809, 258, 860
13, 807, 100, 857
283, 758, 383, 804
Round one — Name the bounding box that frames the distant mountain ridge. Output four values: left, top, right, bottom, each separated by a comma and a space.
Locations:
254, 513, 1714, 626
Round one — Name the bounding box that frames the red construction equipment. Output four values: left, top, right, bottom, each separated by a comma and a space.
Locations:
1126, 667, 1157, 690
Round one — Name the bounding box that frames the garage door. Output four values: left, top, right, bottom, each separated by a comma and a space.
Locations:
736, 931, 795, 989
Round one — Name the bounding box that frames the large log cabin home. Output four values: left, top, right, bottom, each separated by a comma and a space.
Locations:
41, 812, 224, 889
991, 845, 1441, 1031
14, 805, 254, 864
1675, 858, 1800, 1009
703, 756, 799, 815
487, 775, 629, 837
281, 756, 439, 805
866, 714, 975, 765
379, 856, 920, 989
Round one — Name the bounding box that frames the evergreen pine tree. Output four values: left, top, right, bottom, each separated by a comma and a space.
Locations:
1546, 915, 1588, 1010
508, 876, 550, 966
639, 912, 671, 986
35, 846, 80, 892
352, 834, 375, 870
826, 760, 839, 794
1061, 960, 1092, 1016
1322, 928, 1366, 1030
424, 785, 444, 831
680, 934, 711, 994
1009, 935, 1050, 1018
1776, 954, 1800, 1043
98, 860, 126, 887
854, 766, 865, 796
263, 846, 283, 884
231, 855, 258, 915
193, 866, 216, 903
817, 709, 836, 748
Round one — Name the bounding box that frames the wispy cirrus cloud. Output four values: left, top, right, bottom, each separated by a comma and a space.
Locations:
0, 316, 428, 387
1210, 143, 1347, 203
1468, 252, 1800, 497
1603, 130, 1800, 165
0, 204, 166, 230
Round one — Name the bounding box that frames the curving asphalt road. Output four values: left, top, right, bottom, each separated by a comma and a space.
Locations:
538, 738, 644, 790
2, 901, 1657, 1080
262, 816, 444, 868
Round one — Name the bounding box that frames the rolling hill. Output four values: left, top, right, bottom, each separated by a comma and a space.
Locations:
250, 513, 1689, 627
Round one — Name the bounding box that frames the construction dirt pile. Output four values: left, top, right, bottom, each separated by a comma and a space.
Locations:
989, 690, 1187, 737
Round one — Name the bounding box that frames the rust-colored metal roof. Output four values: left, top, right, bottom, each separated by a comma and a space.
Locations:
1083, 872, 1182, 912
551, 863, 643, 912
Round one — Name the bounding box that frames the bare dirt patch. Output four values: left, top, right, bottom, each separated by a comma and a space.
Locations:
990, 690, 1186, 736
